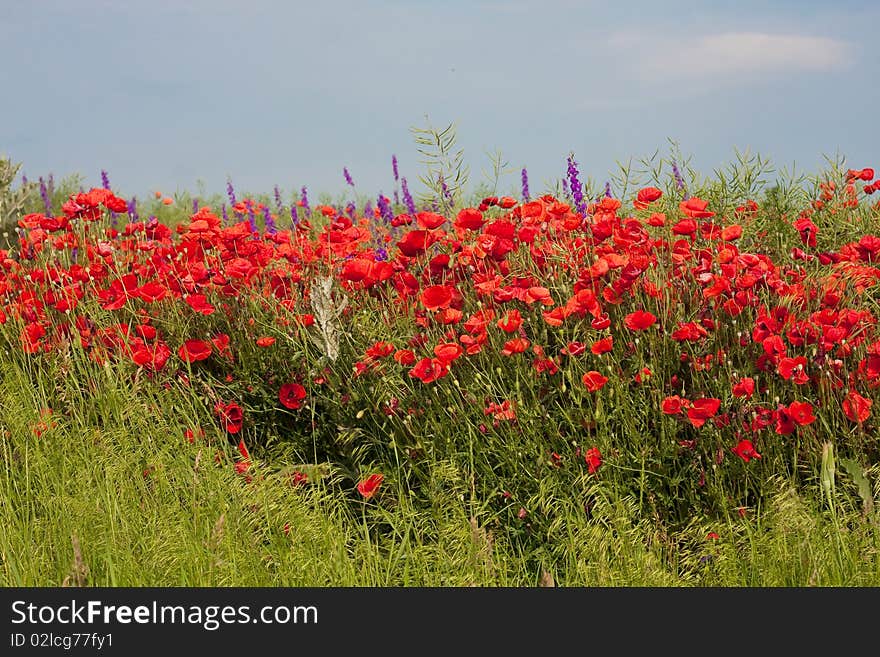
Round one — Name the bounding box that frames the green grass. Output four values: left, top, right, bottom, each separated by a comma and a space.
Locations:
2, 358, 877, 586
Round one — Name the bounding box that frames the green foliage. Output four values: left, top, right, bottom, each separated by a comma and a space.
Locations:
410, 117, 469, 213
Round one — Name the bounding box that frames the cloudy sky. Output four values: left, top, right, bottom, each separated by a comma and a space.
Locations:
1, 0, 877, 202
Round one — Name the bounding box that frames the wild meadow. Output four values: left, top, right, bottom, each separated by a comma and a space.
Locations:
1, 134, 878, 586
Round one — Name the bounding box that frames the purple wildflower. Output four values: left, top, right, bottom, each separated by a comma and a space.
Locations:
364, 200, 373, 218
566, 154, 586, 216
343, 167, 355, 187
263, 206, 276, 234
221, 203, 229, 223
47, 174, 54, 199
521, 167, 530, 201
39, 177, 52, 215
604, 181, 612, 198
226, 178, 237, 206
439, 175, 454, 205
345, 202, 356, 219
377, 193, 394, 223
300, 186, 310, 217
127, 197, 139, 221
375, 247, 388, 261
71, 246, 78, 262
101, 170, 111, 190
21, 173, 28, 186
192, 198, 200, 213
247, 202, 257, 233
392, 155, 399, 182
401, 177, 416, 215
274, 185, 283, 213
671, 160, 688, 199
290, 202, 299, 226
393, 190, 399, 206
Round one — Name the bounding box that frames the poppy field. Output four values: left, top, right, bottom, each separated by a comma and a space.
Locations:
1, 151, 879, 586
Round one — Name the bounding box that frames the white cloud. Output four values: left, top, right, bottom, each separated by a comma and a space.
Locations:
610, 31, 852, 81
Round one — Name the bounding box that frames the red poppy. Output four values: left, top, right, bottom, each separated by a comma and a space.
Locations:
215, 401, 243, 434
178, 339, 212, 363
680, 197, 715, 218
234, 439, 251, 476
497, 309, 523, 333
787, 400, 815, 426
591, 336, 613, 355
279, 383, 307, 410
434, 342, 463, 365
686, 398, 721, 428
582, 371, 608, 392
454, 207, 485, 231
624, 310, 657, 331
394, 349, 417, 366
732, 439, 761, 463
584, 447, 602, 474
634, 187, 663, 210
843, 391, 872, 423
564, 341, 587, 356
256, 336, 276, 348
416, 211, 446, 230
501, 337, 530, 356
662, 395, 686, 415
357, 473, 384, 499
184, 294, 215, 315
409, 357, 449, 383
421, 285, 454, 311
732, 377, 755, 399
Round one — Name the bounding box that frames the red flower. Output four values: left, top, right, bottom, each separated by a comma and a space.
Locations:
787, 400, 815, 426
256, 336, 276, 348
584, 447, 602, 474
420, 285, 454, 311
732, 439, 761, 463
394, 349, 417, 366
582, 371, 608, 392
409, 357, 449, 383
843, 391, 872, 423
662, 395, 686, 415
434, 342, 463, 365
634, 187, 663, 209
178, 339, 212, 363
732, 377, 755, 399
686, 398, 721, 428
497, 309, 523, 333
500, 337, 530, 356
215, 401, 243, 434
624, 310, 656, 331
564, 341, 587, 356
357, 473, 384, 499
279, 383, 307, 410
234, 439, 251, 476
679, 197, 715, 218
591, 336, 613, 355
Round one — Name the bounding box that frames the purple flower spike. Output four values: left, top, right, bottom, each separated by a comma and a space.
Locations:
671, 160, 688, 199
193, 198, 200, 213
274, 185, 283, 213
604, 181, 612, 198
101, 170, 111, 190
392, 155, 399, 182
343, 167, 355, 187
401, 177, 416, 216
39, 177, 52, 215
226, 178, 237, 206
127, 197, 139, 221
377, 193, 394, 223
221, 203, 229, 223
521, 168, 530, 202
290, 202, 299, 226
263, 206, 276, 234
566, 154, 586, 216
345, 202, 356, 219
300, 186, 310, 217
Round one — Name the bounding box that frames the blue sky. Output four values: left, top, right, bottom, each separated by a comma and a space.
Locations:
2, 0, 878, 202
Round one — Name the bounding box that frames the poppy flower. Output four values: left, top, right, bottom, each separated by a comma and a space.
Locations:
454, 208, 485, 231
497, 309, 523, 333
732, 377, 755, 399
234, 439, 251, 476
843, 391, 872, 423
178, 339, 212, 363
624, 310, 657, 331
420, 285, 454, 311
564, 341, 587, 356
584, 447, 602, 474
787, 400, 815, 426
357, 473, 384, 499
184, 294, 215, 315
433, 342, 463, 365
582, 371, 608, 392
687, 398, 721, 428
416, 211, 446, 230
679, 197, 715, 218
279, 383, 307, 410
662, 395, 686, 415
732, 439, 761, 463
409, 357, 448, 383
501, 337, 530, 356
634, 187, 663, 210
215, 401, 243, 434
394, 349, 417, 366
256, 336, 276, 348
591, 336, 613, 355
